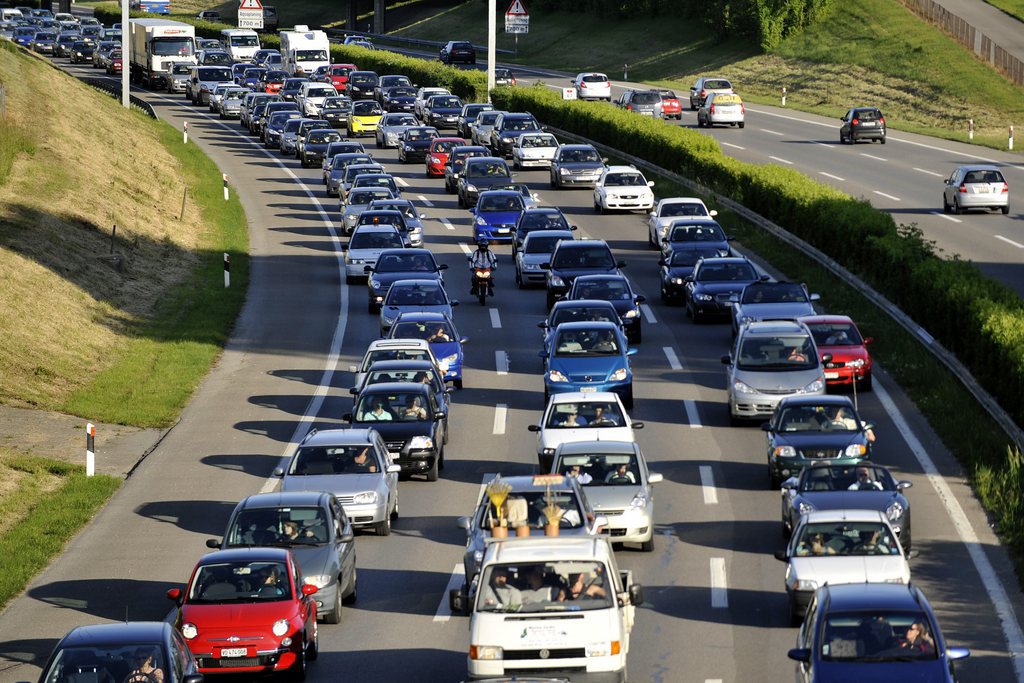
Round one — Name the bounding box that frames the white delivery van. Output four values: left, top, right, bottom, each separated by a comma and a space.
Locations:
220, 28, 260, 62
279, 25, 330, 77
450, 536, 643, 682
1, 8, 24, 21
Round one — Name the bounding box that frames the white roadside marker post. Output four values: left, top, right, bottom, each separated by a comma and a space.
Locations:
86, 423, 95, 477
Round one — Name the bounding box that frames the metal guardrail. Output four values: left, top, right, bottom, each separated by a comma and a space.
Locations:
324, 28, 515, 56
78, 76, 160, 120
547, 123, 1024, 450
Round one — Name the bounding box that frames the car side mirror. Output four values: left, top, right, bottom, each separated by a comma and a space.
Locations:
821, 353, 833, 363
634, 295, 646, 304
364, 265, 373, 273
631, 421, 644, 429
456, 515, 471, 530
684, 275, 694, 282
616, 261, 627, 269
570, 225, 579, 231
538, 350, 548, 358
648, 472, 663, 484
948, 647, 970, 661
897, 480, 913, 490
626, 348, 638, 356
759, 274, 771, 281
301, 584, 319, 596
760, 422, 772, 432
537, 321, 548, 328
205, 538, 220, 549
420, 213, 427, 219
907, 549, 920, 559
863, 336, 874, 345
339, 530, 355, 543
781, 478, 797, 490
647, 181, 654, 187
774, 549, 789, 562
339, 244, 348, 251
450, 300, 459, 307
658, 259, 666, 266
468, 207, 475, 214
721, 354, 732, 365
166, 587, 183, 603
809, 293, 821, 302
787, 648, 811, 663
527, 424, 541, 432
343, 412, 353, 422
448, 587, 469, 615
728, 293, 739, 303
601, 157, 609, 164
541, 262, 551, 270
863, 421, 874, 430
726, 235, 735, 241
183, 675, 203, 683
709, 209, 719, 217
629, 583, 644, 606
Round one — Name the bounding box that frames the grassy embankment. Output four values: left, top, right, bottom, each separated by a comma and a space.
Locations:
983, 0, 1024, 22
392, 0, 1024, 149
0, 40, 247, 607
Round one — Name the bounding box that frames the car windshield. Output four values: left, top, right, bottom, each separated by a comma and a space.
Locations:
477, 111, 500, 125
821, 611, 937, 661
296, 49, 328, 61
152, 37, 193, 56
307, 87, 335, 97
354, 176, 396, 191
385, 284, 446, 306
283, 119, 303, 133
375, 253, 435, 273
283, 79, 306, 90
432, 97, 461, 108
354, 392, 431, 421
353, 101, 383, 115
777, 404, 862, 433
243, 68, 264, 79
632, 92, 661, 105
322, 98, 350, 111
552, 246, 614, 269
266, 70, 288, 82
806, 322, 863, 347
230, 34, 258, 47
392, 320, 456, 341
660, 201, 708, 217
550, 306, 617, 327
737, 334, 816, 370
350, 230, 403, 250
964, 169, 1005, 183
225, 507, 329, 552
545, 401, 621, 427
431, 139, 457, 154
366, 368, 441, 391
670, 247, 726, 267
405, 128, 436, 141
741, 283, 807, 304
799, 465, 894, 493
199, 67, 232, 81
479, 194, 524, 212
558, 452, 637, 485
477, 561, 612, 613
308, 130, 341, 143
41, 646, 168, 683
350, 73, 375, 85
524, 235, 565, 255
363, 349, 430, 369
466, 161, 510, 179
187, 559, 295, 605
795, 521, 897, 557
520, 134, 557, 148
573, 279, 632, 301
560, 148, 601, 163
704, 79, 731, 89
357, 212, 404, 228
386, 114, 417, 126
603, 173, 645, 187
696, 261, 756, 281
372, 202, 417, 219
582, 74, 607, 83
286, 446, 381, 477
520, 211, 567, 230
660, 89, 677, 98
668, 222, 725, 242
202, 52, 231, 64
554, 328, 621, 356
477, 488, 586, 532
387, 86, 416, 97
347, 189, 390, 204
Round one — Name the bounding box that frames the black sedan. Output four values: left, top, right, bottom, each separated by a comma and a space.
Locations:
659, 246, 732, 304
421, 95, 464, 130
439, 39, 476, 65
565, 273, 645, 343
513, 207, 574, 253
301, 128, 344, 168
763, 395, 874, 489
69, 40, 95, 63
543, 239, 624, 309
366, 248, 447, 312
780, 463, 913, 548
320, 96, 352, 128
659, 218, 733, 258
398, 126, 439, 164
382, 85, 417, 113
37, 621, 202, 683
684, 256, 762, 322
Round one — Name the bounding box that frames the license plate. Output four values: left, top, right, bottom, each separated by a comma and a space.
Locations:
824, 372, 839, 379
860, 121, 875, 127
220, 648, 248, 658
496, 228, 510, 234
580, 387, 597, 392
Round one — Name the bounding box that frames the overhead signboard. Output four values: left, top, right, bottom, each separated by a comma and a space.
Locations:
238, 0, 263, 28
505, 0, 528, 34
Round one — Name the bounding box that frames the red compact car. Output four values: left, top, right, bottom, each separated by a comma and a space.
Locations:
799, 315, 874, 390
168, 548, 318, 678
425, 136, 464, 177
328, 63, 357, 92
107, 50, 123, 75
658, 89, 682, 120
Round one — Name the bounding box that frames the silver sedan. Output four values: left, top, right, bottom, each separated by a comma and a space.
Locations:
943, 164, 1010, 215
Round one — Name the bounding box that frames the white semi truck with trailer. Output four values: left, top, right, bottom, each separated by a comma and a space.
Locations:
128, 18, 196, 88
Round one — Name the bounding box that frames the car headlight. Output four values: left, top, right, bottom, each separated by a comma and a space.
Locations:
501, 136, 513, 143
610, 368, 628, 381
350, 258, 364, 265
799, 377, 825, 394
476, 216, 487, 226
403, 144, 414, 150
382, 314, 396, 325
409, 435, 434, 449
623, 308, 639, 318
465, 183, 477, 192
732, 379, 756, 395
304, 574, 332, 588
370, 279, 381, 289
471, 645, 503, 661
628, 492, 648, 511
181, 623, 198, 639
440, 353, 459, 365
586, 642, 612, 657
845, 444, 867, 457
272, 619, 289, 637
696, 293, 714, 301
773, 445, 797, 458
548, 369, 568, 383
549, 275, 565, 287
559, 167, 570, 175
797, 501, 815, 515
523, 262, 539, 271
670, 277, 684, 285
886, 501, 904, 522
739, 315, 755, 325
348, 490, 378, 505
430, 155, 441, 164
793, 579, 818, 591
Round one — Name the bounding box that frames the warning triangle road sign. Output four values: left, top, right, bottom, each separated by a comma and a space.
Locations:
506, 0, 528, 16
239, 0, 263, 10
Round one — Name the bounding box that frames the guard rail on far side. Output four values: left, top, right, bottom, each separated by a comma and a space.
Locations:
324, 28, 515, 57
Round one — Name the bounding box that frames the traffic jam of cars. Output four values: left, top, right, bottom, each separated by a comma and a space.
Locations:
12, 12, 1005, 683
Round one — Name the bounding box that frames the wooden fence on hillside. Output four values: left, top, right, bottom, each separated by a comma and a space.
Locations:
899, 0, 1024, 85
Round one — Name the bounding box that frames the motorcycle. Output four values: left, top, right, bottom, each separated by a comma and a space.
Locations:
471, 267, 493, 306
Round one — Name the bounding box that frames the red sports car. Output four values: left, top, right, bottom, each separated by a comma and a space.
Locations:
328, 63, 357, 93
425, 136, 464, 177
168, 547, 319, 678
658, 89, 682, 120
800, 314, 874, 390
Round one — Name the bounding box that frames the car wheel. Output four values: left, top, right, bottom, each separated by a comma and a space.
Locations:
289, 635, 307, 681
622, 387, 634, 410
594, 200, 602, 214
691, 307, 705, 324
660, 284, 668, 303
900, 527, 912, 554
374, 513, 392, 536
859, 372, 873, 391
343, 567, 358, 604
782, 518, 791, 539
515, 268, 523, 289
345, 274, 359, 285
550, 176, 557, 189
790, 602, 803, 627
738, 121, 745, 129
307, 626, 318, 661
322, 584, 342, 624
953, 197, 963, 215
942, 194, 951, 214
457, 193, 465, 209
1003, 205, 1011, 215
391, 494, 400, 520
640, 536, 654, 552
546, 292, 556, 309
454, 378, 463, 390
426, 456, 439, 482
880, 136, 886, 144
768, 467, 781, 490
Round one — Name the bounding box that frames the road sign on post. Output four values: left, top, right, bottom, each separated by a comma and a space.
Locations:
238, 0, 264, 29
505, 0, 528, 34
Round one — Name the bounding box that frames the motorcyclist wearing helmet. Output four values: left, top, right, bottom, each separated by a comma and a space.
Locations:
469, 239, 498, 295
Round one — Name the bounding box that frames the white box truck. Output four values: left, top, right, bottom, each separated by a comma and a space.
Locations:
220, 28, 261, 62
279, 25, 330, 77
129, 18, 196, 88
449, 536, 643, 682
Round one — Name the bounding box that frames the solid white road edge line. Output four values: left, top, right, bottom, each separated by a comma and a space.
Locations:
640, 303, 657, 324
995, 235, 1024, 249
493, 404, 508, 435
490, 309, 502, 328
662, 346, 682, 370
874, 381, 1024, 681
496, 350, 509, 375
684, 400, 702, 429
710, 558, 728, 608
699, 465, 718, 504
433, 564, 466, 623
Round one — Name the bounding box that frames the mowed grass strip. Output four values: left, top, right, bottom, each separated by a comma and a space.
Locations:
983, 0, 1024, 22
0, 448, 121, 611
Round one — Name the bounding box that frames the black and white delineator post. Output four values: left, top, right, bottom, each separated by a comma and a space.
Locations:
184, 121, 189, 144
86, 423, 95, 477
223, 173, 229, 201
224, 253, 231, 288
1011, 125, 1015, 151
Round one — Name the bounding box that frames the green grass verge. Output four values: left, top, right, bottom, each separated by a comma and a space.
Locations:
983, 0, 1024, 21
0, 452, 121, 611
60, 120, 249, 428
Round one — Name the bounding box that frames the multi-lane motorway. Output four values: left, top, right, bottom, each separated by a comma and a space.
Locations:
0, 50, 1023, 683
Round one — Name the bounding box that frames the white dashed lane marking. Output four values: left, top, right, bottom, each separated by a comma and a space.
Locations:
768, 155, 793, 165
685, 400, 702, 429
914, 167, 944, 178
489, 309, 502, 328
492, 404, 507, 435
860, 152, 887, 162
873, 190, 901, 201
495, 350, 509, 375
819, 171, 845, 182
760, 128, 784, 136
710, 558, 728, 608
931, 211, 962, 223
699, 466, 717, 504
721, 142, 745, 150
662, 347, 682, 370
996, 235, 1024, 249
417, 194, 434, 207
640, 304, 657, 324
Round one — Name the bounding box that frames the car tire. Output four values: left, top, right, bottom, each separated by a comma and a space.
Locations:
426, 456, 439, 482
307, 626, 319, 661
1003, 205, 1010, 215
454, 378, 463, 390
953, 197, 963, 215
594, 200, 603, 214
782, 519, 792, 539
880, 136, 886, 144
900, 527, 912, 554
345, 274, 358, 285
289, 636, 307, 681
640, 536, 654, 552
691, 307, 705, 324
790, 603, 803, 627
322, 586, 342, 624
660, 285, 668, 304
515, 268, 523, 289
374, 514, 392, 536
942, 194, 951, 214
738, 122, 745, 129
623, 387, 634, 410
457, 193, 465, 209
768, 467, 781, 490
343, 567, 358, 605
859, 373, 873, 391
391, 494, 400, 520
550, 176, 557, 189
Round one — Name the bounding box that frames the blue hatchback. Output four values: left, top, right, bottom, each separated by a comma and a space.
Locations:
470, 190, 525, 244
540, 320, 637, 408
387, 312, 468, 389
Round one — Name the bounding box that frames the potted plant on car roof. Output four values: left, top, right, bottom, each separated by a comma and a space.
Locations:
485, 476, 512, 538
541, 477, 564, 537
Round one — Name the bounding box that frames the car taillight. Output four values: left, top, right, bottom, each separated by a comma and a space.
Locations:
1002, 183, 1010, 193
709, 104, 715, 113
511, 78, 517, 85
700, 89, 707, 98
851, 118, 859, 126
626, 104, 632, 110
958, 183, 967, 193
580, 82, 587, 88
878, 116, 885, 124
740, 103, 745, 113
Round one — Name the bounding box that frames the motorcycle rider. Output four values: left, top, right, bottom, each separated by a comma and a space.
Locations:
468, 239, 498, 296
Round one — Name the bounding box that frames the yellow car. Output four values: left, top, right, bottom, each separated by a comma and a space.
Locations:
348, 100, 384, 137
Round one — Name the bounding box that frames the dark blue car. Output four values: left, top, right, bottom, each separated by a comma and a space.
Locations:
565, 273, 646, 343
470, 189, 525, 244
387, 311, 468, 388
540, 320, 637, 408
659, 218, 733, 258
789, 583, 969, 682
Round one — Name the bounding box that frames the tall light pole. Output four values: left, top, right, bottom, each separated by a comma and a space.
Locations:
487, 0, 495, 101
121, 0, 129, 108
